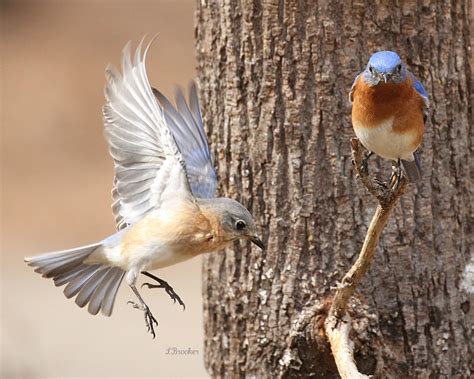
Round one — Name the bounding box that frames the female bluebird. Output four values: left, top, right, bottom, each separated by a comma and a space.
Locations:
350, 51, 429, 182
24, 39, 264, 338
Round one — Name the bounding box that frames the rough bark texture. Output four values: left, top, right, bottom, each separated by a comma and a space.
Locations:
196, 1, 472, 378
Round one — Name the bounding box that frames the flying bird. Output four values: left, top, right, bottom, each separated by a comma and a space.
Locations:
350, 51, 429, 183
24, 39, 264, 338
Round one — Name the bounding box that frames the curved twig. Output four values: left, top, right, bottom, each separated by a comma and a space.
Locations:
323, 138, 407, 378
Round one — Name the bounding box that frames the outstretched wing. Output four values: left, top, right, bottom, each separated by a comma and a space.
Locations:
103, 39, 193, 230
153, 84, 217, 199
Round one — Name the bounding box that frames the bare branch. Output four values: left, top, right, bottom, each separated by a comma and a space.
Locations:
323, 138, 408, 378
325, 314, 370, 379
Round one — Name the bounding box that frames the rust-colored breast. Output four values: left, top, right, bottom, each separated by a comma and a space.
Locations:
352, 76, 425, 147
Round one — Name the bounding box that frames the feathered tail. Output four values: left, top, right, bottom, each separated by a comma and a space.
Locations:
24, 243, 125, 317
401, 152, 422, 182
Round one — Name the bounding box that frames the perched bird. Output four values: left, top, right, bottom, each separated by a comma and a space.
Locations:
24, 39, 264, 338
350, 51, 429, 182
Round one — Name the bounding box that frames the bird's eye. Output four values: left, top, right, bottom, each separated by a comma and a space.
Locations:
235, 220, 246, 231
369, 66, 374, 74
396, 64, 402, 73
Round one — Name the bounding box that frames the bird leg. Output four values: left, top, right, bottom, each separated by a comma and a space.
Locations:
141, 271, 186, 310
128, 283, 158, 338
361, 151, 374, 174
360, 151, 389, 188
373, 177, 389, 189
390, 159, 403, 189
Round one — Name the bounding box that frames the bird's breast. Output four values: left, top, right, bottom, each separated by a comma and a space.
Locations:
351, 77, 424, 160
119, 202, 229, 270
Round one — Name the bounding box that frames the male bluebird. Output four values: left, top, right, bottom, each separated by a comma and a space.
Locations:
24, 39, 264, 338
350, 51, 429, 182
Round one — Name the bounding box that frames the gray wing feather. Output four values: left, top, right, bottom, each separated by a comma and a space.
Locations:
153, 83, 217, 199
111, 181, 126, 230
115, 168, 158, 183
104, 38, 192, 229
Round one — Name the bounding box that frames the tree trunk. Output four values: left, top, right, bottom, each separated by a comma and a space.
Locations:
195, 1, 472, 378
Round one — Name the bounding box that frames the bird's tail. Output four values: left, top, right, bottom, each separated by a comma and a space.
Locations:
24, 243, 125, 317
401, 152, 422, 182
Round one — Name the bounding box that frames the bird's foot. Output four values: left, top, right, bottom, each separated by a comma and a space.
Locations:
127, 301, 158, 338
361, 159, 369, 175
141, 274, 186, 310
390, 160, 403, 189
373, 177, 388, 187
361, 151, 373, 175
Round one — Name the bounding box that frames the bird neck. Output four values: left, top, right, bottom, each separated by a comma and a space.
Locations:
196, 200, 232, 248
360, 76, 414, 101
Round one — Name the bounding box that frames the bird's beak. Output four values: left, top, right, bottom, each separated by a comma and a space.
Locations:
249, 235, 265, 250
382, 73, 389, 83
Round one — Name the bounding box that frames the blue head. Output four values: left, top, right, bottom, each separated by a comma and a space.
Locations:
363, 51, 407, 86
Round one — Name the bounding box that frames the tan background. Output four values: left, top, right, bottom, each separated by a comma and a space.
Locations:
1, 1, 209, 377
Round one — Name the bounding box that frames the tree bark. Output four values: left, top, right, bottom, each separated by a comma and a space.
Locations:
195, 1, 472, 378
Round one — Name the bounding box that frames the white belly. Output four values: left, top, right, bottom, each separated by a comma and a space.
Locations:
353, 117, 415, 161
147, 247, 197, 270
128, 239, 197, 271
120, 242, 197, 286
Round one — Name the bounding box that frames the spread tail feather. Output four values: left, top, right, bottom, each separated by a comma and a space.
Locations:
401, 152, 422, 182
24, 243, 125, 317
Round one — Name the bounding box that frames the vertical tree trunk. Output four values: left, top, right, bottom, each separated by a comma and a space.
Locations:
195, 1, 472, 377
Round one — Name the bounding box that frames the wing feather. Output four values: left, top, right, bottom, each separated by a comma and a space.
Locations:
153, 84, 217, 199
104, 39, 193, 228
409, 71, 430, 109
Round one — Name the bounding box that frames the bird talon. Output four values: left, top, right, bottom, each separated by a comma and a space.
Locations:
373, 177, 388, 189
360, 151, 373, 175
142, 306, 158, 338
128, 284, 159, 339
361, 159, 369, 175
142, 282, 164, 289
127, 301, 142, 310
389, 160, 403, 189
141, 272, 186, 310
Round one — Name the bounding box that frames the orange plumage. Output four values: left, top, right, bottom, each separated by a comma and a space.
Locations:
352, 75, 424, 150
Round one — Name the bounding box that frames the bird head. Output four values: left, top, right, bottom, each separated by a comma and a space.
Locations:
363, 51, 406, 86
210, 198, 265, 249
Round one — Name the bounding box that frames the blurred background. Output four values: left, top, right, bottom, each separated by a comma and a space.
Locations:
1, 1, 209, 377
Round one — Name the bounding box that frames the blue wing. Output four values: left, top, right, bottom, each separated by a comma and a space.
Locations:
153, 84, 217, 199
409, 72, 429, 109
